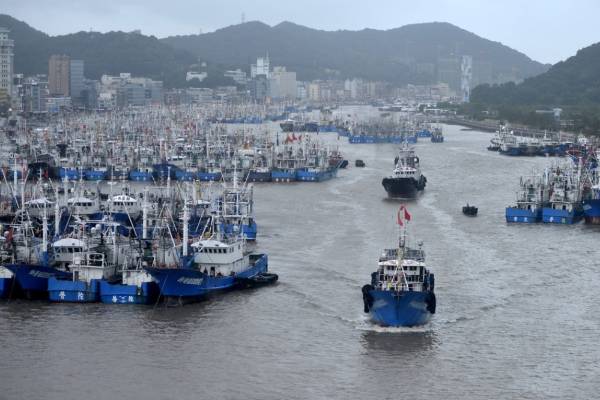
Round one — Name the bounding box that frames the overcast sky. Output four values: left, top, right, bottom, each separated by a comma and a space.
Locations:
3, 0, 599, 64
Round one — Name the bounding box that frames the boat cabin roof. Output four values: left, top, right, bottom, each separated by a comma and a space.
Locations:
53, 238, 86, 248
26, 197, 53, 205
110, 195, 137, 203
191, 239, 230, 249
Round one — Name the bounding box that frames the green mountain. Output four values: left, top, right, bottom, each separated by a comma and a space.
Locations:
1, 14, 547, 89
471, 42, 600, 105
0, 14, 198, 87
162, 21, 548, 86
466, 42, 600, 133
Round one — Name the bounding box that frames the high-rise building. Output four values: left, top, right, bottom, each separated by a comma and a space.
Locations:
69, 59, 85, 102
461, 55, 473, 103
250, 75, 268, 101
437, 56, 461, 92
269, 66, 297, 99
251, 56, 270, 79
49, 55, 70, 96
0, 28, 14, 97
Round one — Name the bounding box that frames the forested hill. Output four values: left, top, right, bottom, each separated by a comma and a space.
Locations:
0, 14, 198, 87
163, 20, 547, 84
472, 42, 600, 106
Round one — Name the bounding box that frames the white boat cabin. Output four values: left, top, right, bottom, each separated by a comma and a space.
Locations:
108, 194, 140, 214
376, 256, 427, 292
67, 196, 99, 216
24, 197, 54, 218
70, 252, 116, 282
191, 239, 248, 277
52, 238, 88, 265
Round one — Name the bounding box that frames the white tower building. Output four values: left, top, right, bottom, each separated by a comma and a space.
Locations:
461, 55, 473, 103
0, 28, 15, 97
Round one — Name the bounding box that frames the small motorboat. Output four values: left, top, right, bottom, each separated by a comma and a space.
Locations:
462, 204, 478, 216
355, 159, 366, 168
235, 273, 279, 289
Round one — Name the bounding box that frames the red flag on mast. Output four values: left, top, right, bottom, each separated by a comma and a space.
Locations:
397, 205, 411, 225
403, 206, 411, 222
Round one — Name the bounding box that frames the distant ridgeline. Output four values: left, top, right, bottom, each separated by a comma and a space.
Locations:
162, 21, 546, 86
469, 42, 600, 134
0, 13, 546, 90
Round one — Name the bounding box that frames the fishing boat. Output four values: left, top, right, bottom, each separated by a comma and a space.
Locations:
462, 204, 478, 216
583, 183, 600, 224
271, 144, 301, 182
382, 143, 426, 198
145, 205, 268, 305
361, 206, 436, 327
3, 223, 72, 299
541, 162, 583, 224
99, 263, 159, 304
505, 174, 549, 223
221, 168, 257, 241
48, 250, 116, 303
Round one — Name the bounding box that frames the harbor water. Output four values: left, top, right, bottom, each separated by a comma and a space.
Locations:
1, 122, 598, 399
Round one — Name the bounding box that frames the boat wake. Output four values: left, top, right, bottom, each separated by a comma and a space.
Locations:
354, 314, 434, 333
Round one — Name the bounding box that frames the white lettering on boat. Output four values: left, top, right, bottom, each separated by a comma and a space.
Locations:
177, 277, 203, 285
29, 270, 52, 279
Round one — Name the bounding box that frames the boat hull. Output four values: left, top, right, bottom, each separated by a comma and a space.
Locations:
271, 169, 297, 182
129, 170, 153, 181
197, 172, 222, 182
0, 277, 13, 298
99, 281, 159, 304
296, 168, 337, 182
542, 207, 583, 224
145, 254, 267, 303
382, 177, 424, 198
84, 170, 107, 181
47, 278, 100, 302
505, 207, 541, 223
583, 199, 600, 224
246, 171, 272, 183
3, 264, 72, 298
368, 289, 434, 327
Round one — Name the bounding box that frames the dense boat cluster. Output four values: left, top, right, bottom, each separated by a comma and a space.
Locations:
0, 104, 354, 304
346, 119, 444, 144
506, 148, 600, 224
1, 107, 347, 184
488, 126, 586, 156
0, 169, 275, 303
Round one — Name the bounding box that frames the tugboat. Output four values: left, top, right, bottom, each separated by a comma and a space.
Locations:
382, 143, 426, 198
361, 206, 436, 327
462, 204, 478, 216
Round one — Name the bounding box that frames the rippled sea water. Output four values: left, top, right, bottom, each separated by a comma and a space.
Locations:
1, 118, 599, 399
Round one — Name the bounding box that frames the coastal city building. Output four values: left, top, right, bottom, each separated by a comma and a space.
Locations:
98, 73, 163, 108
49, 54, 70, 96
224, 69, 248, 85
251, 56, 270, 79
268, 66, 297, 99
0, 28, 14, 98
186, 71, 207, 82
69, 59, 85, 103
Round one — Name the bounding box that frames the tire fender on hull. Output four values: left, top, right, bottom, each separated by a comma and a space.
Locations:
426, 291, 436, 314
362, 284, 374, 313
